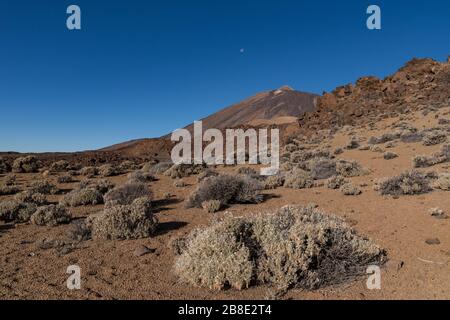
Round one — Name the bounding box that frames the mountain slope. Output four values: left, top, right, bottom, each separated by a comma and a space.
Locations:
183, 86, 317, 133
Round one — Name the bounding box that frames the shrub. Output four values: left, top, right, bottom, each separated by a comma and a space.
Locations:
78, 179, 115, 195
80, 166, 98, 178
290, 149, 331, 164
412, 144, 450, 168
127, 170, 155, 183
368, 133, 399, 145
4, 174, 17, 186
432, 173, 450, 191
336, 160, 366, 177
164, 164, 205, 179
118, 160, 138, 172
89, 197, 157, 240
98, 164, 118, 177
0, 158, 11, 174
174, 205, 385, 291
30, 205, 71, 226
327, 175, 347, 189
383, 152, 398, 160
412, 155, 436, 168
237, 167, 257, 176
49, 160, 69, 172
146, 162, 172, 175
284, 169, 314, 189
14, 190, 47, 206
400, 132, 423, 143
57, 174, 75, 184
346, 138, 360, 150
308, 159, 336, 180
376, 170, 432, 196
202, 200, 222, 213
187, 175, 263, 208
104, 182, 151, 207
0, 185, 20, 196
263, 175, 285, 190
60, 188, 103, 207
29, 180, 58, 195
334, 147, 344, 155
340, 183, 362, 196
197, 169, 219, 182
68, 220, 92, 241
12, 156, 38, 173
423, 131, 447, 146
0, 200, 37, 223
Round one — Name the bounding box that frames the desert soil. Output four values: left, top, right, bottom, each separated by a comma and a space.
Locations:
0, 109, 449, 300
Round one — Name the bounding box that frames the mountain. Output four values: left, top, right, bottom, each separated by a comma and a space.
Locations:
182, 86, 317, 133
102, 86, 318, 158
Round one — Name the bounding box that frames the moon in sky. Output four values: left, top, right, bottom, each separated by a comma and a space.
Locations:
240, 48, 245, 53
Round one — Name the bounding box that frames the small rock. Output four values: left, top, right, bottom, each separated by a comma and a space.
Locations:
425, 238, 441, 245
133, 245, 154, 257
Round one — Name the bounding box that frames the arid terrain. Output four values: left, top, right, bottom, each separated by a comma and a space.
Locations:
1, 57, 449, 300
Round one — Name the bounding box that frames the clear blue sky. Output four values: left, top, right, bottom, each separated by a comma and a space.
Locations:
1, 0, 449, 152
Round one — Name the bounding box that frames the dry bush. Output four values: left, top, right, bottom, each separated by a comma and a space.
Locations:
412, 155, 436, 168
383, 152, 398, 160
376, 170, 432, 196
284, 169, 314, 189
0, 200, 37, 223
3, 174, 16, 186
30, 205, 71, 226
14, 190, 47, 206
327, 175, 347, 189
201, 200, 222, 213
104, 182, 151, 206
412, 144, 450, 168
308, 159, 336, 180
0, 158, 11, 174
60, 188, 104, 207
263, 175, 285, 190
432, 173, 450, 191
164, 164, 206, 179
174, 205, 385, 291
346, 137, 360, 150
368, 133, 399, 145
340, 183, 362, 196
336, 160, 366, 177
127, 170, 155, 183
78, 179, 115, 195
237, 167, 257, 176
118, 160, 138, 172
57, 174, 75, 184
89, 197, 157, 240
146, 162, 172, 175
290, 149, 331, 164
187, 175, 263, 208
49, 160, 69, 172
423, 130, 447, 146
98, 164, 119, 177
68, 220, 92, 241
79, 166, 98, 178
334, 147, 344, 155
12, 156, 38, 173
29, 180, 58, 195
0, 185, 20, 196
197, 169, 219, 183
438, 118, 450, 125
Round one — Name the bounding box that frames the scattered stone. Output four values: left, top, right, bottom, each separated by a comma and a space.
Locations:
425, 238, 441, 245
133, 245, 154, 257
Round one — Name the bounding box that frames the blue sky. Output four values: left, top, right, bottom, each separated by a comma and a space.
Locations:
1, 0, 449, 152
